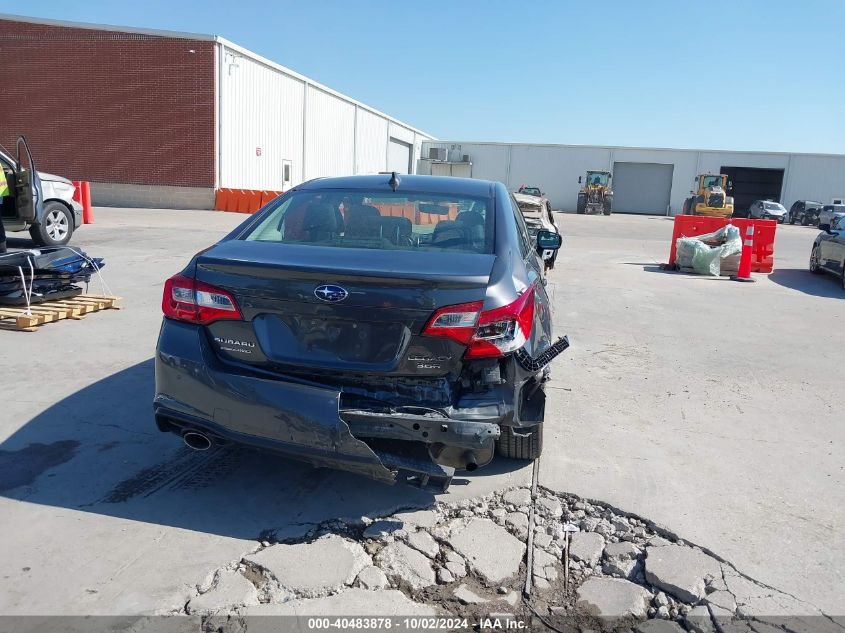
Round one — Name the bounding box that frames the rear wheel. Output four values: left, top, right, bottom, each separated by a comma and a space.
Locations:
603, 200, 612, 215
789, 213, 796, 225
496, 424, 543, 460
30, 202, 74, 246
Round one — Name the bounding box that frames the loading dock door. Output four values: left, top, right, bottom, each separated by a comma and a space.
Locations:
387, 138, 412, 174
611, 162, 674, 214
720, 167, 784, 215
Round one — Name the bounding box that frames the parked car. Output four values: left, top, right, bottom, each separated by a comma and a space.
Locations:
809, 214, 845, 289
818, 204, 845, 228
748, 200, 787, 223
0, 137, 83, 246
154, 174, 567, 491
513, 188, 559, 272
787, 200, 823, 226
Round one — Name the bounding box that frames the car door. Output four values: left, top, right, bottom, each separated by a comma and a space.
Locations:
14, 136, 42, 223
827, 216, 845, 275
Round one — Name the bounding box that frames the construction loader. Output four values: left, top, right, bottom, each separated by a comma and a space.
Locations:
576, 170, 612, 215
683, 173, 734, 218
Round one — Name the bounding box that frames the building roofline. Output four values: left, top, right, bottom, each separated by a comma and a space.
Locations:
0, 13, 435, 140
0, 12, 215, 40
421, 139, 845, 160
215, 37, 434, 139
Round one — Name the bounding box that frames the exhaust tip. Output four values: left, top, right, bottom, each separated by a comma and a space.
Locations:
462, 450, 479, 472
183, 431, 212, 451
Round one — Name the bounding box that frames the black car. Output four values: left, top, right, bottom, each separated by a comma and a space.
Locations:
787, 200, 823, 226
809, 214, 845, 289
154, 174, 566, 490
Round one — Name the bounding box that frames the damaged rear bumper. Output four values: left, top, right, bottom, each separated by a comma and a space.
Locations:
154, 320, 503, 487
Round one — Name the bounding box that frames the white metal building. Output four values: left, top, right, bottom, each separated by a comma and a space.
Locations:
217, 38, 433, 192
419, 141, 845, 216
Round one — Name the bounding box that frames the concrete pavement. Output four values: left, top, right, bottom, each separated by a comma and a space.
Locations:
0, 208, 841, 616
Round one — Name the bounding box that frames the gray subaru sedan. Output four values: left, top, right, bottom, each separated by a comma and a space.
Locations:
154, 174, 566, 490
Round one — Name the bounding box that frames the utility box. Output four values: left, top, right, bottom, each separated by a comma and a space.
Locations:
429, 161, 473, 178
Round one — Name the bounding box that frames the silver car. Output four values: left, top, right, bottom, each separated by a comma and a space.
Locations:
818, 204, 845, 228
1, 137, 83, 246
748, 200, 787, 223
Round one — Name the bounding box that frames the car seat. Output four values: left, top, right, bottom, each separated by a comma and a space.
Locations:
372, 216, 412, 245
432, 220, 471, 249
345, 204, 381, 238
290, 203, 339, 242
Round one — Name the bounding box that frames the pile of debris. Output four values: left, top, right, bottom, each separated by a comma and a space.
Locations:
0, 246, 105, 306
172, 487, 827, 632
675, 225, 742, 277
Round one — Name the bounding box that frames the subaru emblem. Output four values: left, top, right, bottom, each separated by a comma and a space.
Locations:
314, 284, 348, 303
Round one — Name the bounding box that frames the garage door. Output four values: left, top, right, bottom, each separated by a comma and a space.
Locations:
720, 167, 784, 215
387, 138, 412, 174
611, 162, 674, 214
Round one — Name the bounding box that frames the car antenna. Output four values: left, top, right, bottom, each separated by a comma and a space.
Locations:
389, 171, 400, 191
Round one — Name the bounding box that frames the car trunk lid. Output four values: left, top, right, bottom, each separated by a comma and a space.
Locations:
196, 240, 495, 374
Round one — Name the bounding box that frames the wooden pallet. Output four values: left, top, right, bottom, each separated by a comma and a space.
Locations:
0, 294, 121, 331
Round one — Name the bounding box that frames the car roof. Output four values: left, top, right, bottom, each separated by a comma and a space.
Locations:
294, 174, 497, 197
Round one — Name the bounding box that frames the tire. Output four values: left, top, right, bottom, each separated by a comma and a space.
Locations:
603, 200, 612, 215
809, 245, 823, 274
789, 213, 796, 225
576, 195, 586, 214
30, 202, 74, 246
496, 424, 543, 460
801, 215, 810, 226
841, 265, 845, 291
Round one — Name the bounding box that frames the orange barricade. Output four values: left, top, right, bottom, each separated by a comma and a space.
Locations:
215, 188, 284, 213
667, 215, 777, 273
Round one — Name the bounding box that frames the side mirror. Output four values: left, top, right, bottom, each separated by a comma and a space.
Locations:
536, 230, 562, 252
819, 223, 831, 232
578, 177, 582, 184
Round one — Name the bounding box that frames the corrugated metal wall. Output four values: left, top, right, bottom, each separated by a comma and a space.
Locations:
305, 87, 355, 178
422, 141, 845, 215
219, 48, 304, 190
218, 42, 432, 190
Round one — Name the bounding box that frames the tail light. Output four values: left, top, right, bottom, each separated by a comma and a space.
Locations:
162, 274, 242, 325
422, 287, 535, 359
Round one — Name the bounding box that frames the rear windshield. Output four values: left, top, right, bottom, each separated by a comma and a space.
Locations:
243, 189, 494, 254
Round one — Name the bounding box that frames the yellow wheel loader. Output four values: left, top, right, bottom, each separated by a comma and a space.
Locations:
683, 173, 734, 218
576, 170, 613, 215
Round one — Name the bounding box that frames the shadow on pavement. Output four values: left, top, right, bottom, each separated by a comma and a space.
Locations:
0, 360, 522, 540
768, 268, 844, 298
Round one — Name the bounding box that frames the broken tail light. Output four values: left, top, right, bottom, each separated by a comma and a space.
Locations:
423, 287, 535, 359
162, 274, 242, 325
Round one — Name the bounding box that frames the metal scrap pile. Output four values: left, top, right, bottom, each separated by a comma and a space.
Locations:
0, 247, 105, 306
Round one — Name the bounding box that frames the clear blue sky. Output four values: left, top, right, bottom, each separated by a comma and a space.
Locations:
16, 0, 845, 153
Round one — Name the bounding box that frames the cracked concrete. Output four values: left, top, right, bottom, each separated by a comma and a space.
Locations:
169, 486, 842, 631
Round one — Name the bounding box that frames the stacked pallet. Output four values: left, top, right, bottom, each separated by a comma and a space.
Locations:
0, 294, 121, 331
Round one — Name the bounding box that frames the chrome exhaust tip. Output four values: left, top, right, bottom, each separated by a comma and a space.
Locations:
462, 451, 479, 472
183, 431, 212, 451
